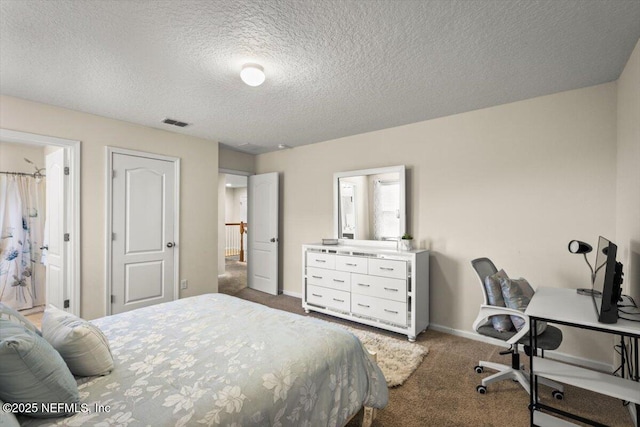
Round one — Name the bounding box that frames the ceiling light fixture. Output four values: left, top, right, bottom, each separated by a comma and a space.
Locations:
240, 63, 265, 87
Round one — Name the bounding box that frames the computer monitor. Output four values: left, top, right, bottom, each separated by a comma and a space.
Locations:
591, 236, 623, 324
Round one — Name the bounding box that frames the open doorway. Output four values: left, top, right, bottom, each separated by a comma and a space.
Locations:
218, 172, 248, 295
0, 129, 80, 318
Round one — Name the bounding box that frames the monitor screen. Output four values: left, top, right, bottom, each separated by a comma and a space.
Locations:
591, 236, 622, 324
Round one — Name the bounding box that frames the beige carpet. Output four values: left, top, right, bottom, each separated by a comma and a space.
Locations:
224, 281, 634, 427
338, 323, 429, 387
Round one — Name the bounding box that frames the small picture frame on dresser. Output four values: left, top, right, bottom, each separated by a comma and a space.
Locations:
322, 238, 339, 245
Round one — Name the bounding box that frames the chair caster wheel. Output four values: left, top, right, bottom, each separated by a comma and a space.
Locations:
476, 385, 487, 394
552, 390, 564, 400
474, 365, 484, 374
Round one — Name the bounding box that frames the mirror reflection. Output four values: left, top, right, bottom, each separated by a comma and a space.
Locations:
336, 166, 405, 241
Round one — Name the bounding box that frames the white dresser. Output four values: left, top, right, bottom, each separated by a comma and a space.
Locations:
302, 243, 429, 341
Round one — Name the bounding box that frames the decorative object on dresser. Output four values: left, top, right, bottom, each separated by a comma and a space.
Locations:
400, 233, 413, 251
302, 243, 429, 342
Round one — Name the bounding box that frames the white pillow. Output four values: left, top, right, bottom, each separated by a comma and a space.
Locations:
42, 305, 114, 377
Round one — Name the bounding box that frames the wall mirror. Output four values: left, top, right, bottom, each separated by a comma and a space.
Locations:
334, 165, 406, 243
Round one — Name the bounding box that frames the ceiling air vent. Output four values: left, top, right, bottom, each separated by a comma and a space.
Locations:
162, 118, 189, 127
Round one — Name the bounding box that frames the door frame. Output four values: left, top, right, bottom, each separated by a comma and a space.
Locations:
218, 168, 251, 277
0, 128, 81, 316
105, 147, 180, 315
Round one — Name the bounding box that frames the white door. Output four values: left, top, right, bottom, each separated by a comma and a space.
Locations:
248, 172, 279, 295
111, 152, 177, 314
45, 149, 66, 310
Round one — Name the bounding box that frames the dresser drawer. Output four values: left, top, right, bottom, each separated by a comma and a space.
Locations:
351, 293, 407, 326
307, 285, 351, 312
335, 255, 368, 274
306, 267, 350, 291
368, 258, 407, 280
351, 273, 407, 302
306, 252, 336, 269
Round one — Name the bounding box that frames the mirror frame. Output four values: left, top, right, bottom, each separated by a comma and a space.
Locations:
334, 165, 406, 247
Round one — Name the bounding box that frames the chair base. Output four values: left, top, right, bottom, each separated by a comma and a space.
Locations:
477, 360, 564, 397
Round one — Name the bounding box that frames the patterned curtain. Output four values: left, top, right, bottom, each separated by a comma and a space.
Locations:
0, 174, 46, 310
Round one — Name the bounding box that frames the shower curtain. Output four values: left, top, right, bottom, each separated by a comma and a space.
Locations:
0, 174, 46, 310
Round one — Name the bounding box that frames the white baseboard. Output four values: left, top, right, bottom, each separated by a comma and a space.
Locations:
428, 323, 613, 373
282, 289, 302, 299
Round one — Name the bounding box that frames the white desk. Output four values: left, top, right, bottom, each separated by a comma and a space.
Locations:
525, 287, 640, 427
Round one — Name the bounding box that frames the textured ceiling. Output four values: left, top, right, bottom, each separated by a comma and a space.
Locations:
1, 1, 639, 154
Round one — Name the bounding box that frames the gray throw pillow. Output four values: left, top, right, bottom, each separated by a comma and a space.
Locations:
500, 277, 547, 335
484, 269, 515, 332
0, 302, 42, 336
0, 319, 79, 418
42, 305, 114, 377
0, 398, 20, 427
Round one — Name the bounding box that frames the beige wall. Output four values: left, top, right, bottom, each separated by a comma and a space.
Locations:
219, 146, 255, 173
0, 95, 219, 320
616, 39, 640, 304
0, 141, 45, 174
256, 83, 618, 364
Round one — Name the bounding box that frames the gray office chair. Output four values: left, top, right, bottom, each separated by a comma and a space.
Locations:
471, 257, 564, 398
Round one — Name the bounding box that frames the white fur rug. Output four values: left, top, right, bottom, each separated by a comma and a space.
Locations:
338, 324, 429, 387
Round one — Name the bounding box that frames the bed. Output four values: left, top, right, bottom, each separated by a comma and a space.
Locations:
18, 293, 388, 426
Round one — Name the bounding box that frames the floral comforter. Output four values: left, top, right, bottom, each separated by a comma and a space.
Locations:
20, 294, 388, 426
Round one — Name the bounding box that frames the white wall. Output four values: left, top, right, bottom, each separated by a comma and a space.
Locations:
616, 39, 640, 304
0, 95, 219, 320
256, 83, 619, 364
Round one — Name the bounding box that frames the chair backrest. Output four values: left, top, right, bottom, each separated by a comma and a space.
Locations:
471, 257, 498, 305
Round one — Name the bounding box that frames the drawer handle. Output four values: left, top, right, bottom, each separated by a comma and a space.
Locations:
357, 303, 370, 308
315, 259, 327, 263
346, 263, 357, 266
357, 283, 370, 287
311, 293, 322, 297
384, 287, 399, 292
311, 275, 323, 279
333, 298, 344, 302
384, 309, 399, 314
333, 279, 345, 283
379, 267, 394, 271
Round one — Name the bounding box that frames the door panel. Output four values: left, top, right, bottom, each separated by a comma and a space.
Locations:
45, 149, 66, 310
248, 172, 279, 295
125, 261, 163, 302
111, 152, 176, 314
126, 169, 164, 253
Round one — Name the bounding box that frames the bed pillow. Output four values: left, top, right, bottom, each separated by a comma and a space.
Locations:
0, 398, 20, 427
0, 319, 79, 418
0, 302, 42, 336
484, 269, 515, 332
500, 277, 547, 335
42, 305, 114, 377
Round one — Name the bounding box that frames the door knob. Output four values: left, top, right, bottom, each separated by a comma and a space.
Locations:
270, 238, 278, 243
167, 242, 175, 248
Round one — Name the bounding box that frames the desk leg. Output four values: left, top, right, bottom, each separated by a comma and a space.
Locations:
529, 318, 538, 426
635, 337, 639, 427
